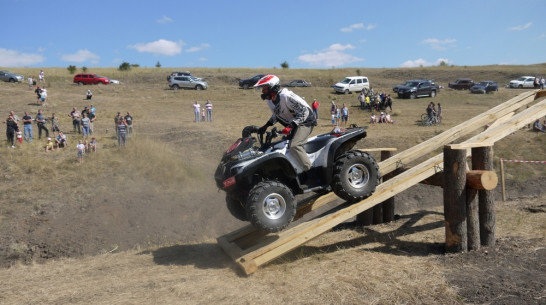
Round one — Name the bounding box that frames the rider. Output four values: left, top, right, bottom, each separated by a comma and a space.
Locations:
254, 74, 317, 178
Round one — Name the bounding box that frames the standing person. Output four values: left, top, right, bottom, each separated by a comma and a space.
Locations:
253, 75, 316, 178
205, 100, 213, 121
39, 70, 45, 83
35, 109, 49, 139
69, 107, 81, 134
365, 95, 371, 112
35, 86, 42, 104
22, 111, 33, 142
76, 140, 85, 164
114, 112, 122, 137
124, 112, 133, 135
358, 91, 365, 110
6, 115, 19, 148
50, 113, 60, 137
540, 76, 545, 90
40, 87, 47, 106
80, 113, 90, 139
385, 94, 393, 111
90, 104, 96, 116
335, 106, 341, 126
201, 107, 206, 122
116, 117, 128, 146
88, 110, 96, 135
193, 101, 201, 122
28, 76, 33, 90
341, 103, 349, 127
437, 103, 443, 124
311, 99, 319, 119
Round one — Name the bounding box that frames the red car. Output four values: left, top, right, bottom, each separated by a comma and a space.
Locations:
73, 73, 110, 85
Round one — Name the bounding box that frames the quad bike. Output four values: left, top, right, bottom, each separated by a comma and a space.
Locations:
214, 125, 380, 233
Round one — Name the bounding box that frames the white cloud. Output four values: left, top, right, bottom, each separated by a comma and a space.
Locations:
509, 22, 532, 31
341, 23, 376, 32
186, 43, 211, 53
128, 39, 184, 56
60, 49, 100, 64
400, 58, 451, 68
298, 44, 363, 67
422, 38, 456, 51
157, 16, 173, 24
0, 48, 44, 67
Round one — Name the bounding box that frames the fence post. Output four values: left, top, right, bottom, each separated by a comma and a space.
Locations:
444, 146, 468, 253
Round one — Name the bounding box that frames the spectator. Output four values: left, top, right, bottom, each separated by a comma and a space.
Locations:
385, 94, 393, 111
35, 109, 49, 139
81, 113, 90, 138
533, 119, 546, 133
437, 103, 443, 124
117, 117, 128, 146
88, 110, 96, 135
385, 112, 394, 124
124, 112, 133, 135
379, 112, 386, 123
114, 112, 122, 136
540, 76, 544, 90
205, 100, 213, 121
358, 91, 365, 110
16, 131, 23, 144
193, 101, 201, 122
201, 107, 206, 122
44, 137, 55, 152
311, 99, 319, 118
28, 76, 33, 90
335, 105, 341, 126
38, 70, 45, 83
5, 115, 19, 148
22, 111, 33, 142
330, 100, 336, 117
35, 86, 42, 104
86, 89, 92, 100
69, 107, 81, 134
81, 106, 89, 117
370, 113, 377, 124
55, 131, 67, 148
90, 105, 96, 116
50, 113, 60, 137
77, 140, 85, 164
88, 136, 98, 152
341, 103, 349, 127
365, 95, 371, 112
40, 87, 47, 106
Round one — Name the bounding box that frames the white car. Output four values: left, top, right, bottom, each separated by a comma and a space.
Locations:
508, 76, 536, 88
332, 76, 370, 94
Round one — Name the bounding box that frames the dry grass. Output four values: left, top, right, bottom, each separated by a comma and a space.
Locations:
0, 65, 545, 304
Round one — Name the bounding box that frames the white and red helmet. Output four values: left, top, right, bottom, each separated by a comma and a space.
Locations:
254, 74, 280, 89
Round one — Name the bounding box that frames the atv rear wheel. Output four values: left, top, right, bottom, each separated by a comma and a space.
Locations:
332, 151, 380, 202
226, 195, 247, 221
246, 181, 296, 233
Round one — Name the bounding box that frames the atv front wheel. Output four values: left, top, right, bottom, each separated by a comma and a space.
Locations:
246, 181, 296, 233
332, 151, 380, 202
226, 195, 247, 221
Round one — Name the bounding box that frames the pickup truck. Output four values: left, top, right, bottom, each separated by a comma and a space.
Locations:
397, 79, 438, 99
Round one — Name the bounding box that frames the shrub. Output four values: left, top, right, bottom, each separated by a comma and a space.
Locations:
67, 65, 76, 74
119, 62, 131, 71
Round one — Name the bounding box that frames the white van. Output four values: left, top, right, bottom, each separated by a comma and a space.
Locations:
332, 76, 370, 94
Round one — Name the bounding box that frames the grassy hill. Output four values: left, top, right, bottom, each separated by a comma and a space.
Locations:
0, 65, 544, 304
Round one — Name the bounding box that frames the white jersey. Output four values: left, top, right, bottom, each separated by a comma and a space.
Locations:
266, 88, 315, 127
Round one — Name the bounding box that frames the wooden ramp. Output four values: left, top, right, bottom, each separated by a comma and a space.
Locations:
218, 90, 546, 275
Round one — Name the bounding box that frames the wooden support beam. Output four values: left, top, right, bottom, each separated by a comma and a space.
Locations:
444, 147, 468, 253
422, 170, 497, 190
472, 146, 496, 247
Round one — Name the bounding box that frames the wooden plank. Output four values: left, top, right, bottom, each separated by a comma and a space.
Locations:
358, 148, 398, 152
378, 90, 540, 176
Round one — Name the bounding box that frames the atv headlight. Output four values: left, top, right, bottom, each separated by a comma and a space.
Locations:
233, 148, 262, 161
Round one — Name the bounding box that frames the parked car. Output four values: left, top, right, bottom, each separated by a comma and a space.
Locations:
397, 79, 438, 99
508, 76, 536, 88
283, 80, 312, 87
332, 76, 370, 94
394, 79, 439, 92
73, 73, 110, 85
167, 71, 193, 81
448, 78, 474, 90
239, 74, 265, 89
169, 75, 208, 90
470, 81, 498, 94
0, 70, 25, 82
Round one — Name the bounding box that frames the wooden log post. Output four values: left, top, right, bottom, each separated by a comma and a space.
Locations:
444, 146, 468, 252
380, 150, 397, 223
472, 146, 496, 247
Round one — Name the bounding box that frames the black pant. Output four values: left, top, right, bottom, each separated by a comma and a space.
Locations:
73, 119, 81, 133
37, 123, 49, 139
6, 130, 15, 146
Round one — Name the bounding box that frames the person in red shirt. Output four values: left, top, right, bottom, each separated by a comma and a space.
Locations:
311, 99, 319, 120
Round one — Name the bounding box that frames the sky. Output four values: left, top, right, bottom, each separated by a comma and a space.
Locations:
1, 0, 545, 69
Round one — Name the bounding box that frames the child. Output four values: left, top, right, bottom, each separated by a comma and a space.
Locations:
77, 140, 85, 163
45, 138, 55, 152
88, 137, 98, 152
16, 131, 23, 144
331, 113, 336, 126
201, 107, 206, 122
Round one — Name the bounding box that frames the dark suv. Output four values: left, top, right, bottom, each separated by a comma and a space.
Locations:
397, 80, 438, 99
239, 74, 265, 89
448, 78, 474, 90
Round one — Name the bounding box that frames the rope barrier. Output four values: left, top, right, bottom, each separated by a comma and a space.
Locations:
500, 158, 546, 164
